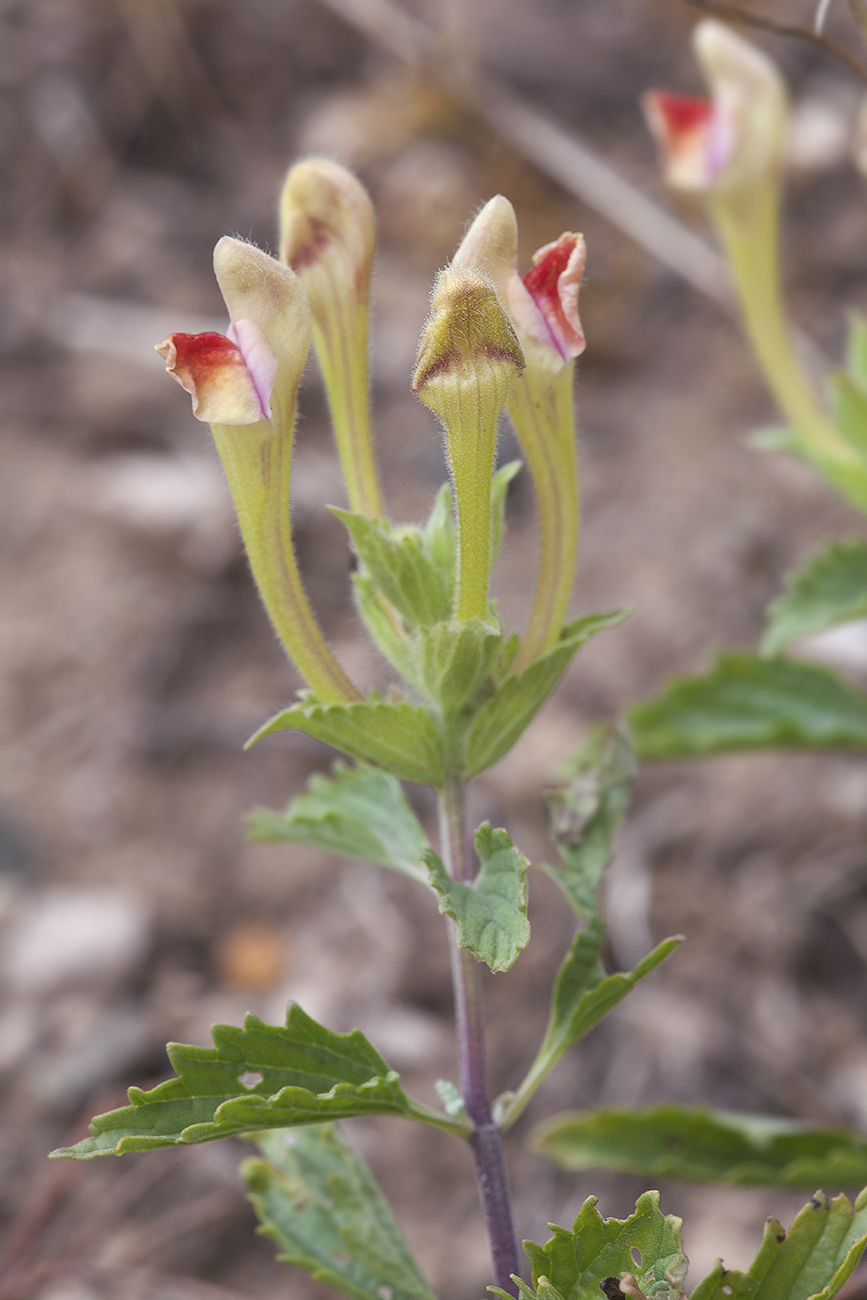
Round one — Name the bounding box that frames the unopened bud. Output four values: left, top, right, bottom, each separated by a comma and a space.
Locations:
413, 266, 523, 420
414, 267, 523, 623
279, 159, 382, 517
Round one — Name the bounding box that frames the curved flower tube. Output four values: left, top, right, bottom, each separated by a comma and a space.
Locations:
158, 237, 361, 704
279, 158, 384, 520
413, 266, 524, 623
644, 20, 867, 511
454, 197, 586, 668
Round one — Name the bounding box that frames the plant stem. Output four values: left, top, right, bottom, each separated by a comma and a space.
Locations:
438, 776, 520, 1295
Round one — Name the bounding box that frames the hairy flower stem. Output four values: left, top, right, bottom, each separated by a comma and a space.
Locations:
438, 776, 520, 1295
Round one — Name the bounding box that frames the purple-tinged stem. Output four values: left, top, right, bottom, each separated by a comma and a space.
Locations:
438, 776, 520, 1296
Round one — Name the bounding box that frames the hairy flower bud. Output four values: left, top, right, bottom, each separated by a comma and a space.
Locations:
279, 158, 382, 518
453, 197, 585, 664
414, 266, 523, 622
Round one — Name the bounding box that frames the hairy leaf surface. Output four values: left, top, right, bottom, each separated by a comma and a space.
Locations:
490, 1191, 687, 1300
424, 823, 530, 972
248, 761, 429, 882
333, 509, 453, 629
248, 695, 445, 787
52, 1004, 459, 1159
243, 1124, 436, 1300
464, 610, 629, 776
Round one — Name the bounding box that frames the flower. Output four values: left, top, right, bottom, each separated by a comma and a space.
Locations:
642, 20, 786, 195
157, 235, 361, 704
156, 323, 275, 425
452, 197, 584, 664
453, 195, 586, 374
279, 158, 382, 518
413, 266, 524, 623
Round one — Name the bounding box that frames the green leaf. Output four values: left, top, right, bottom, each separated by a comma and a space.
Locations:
545, 724, 636, 919
830, 371, 867, 457
248, 695, 445, 787
504, 933, 679, 1129
749, 425, 802, 453
247, 761, 430, 883
351, 572, 417, 683
762, 540, 867, 656
500, 726, 676, 1130
464, 610, 630, 777
423, 482, 457, 581
415, 618, 505, 714
519, 1190, 687, 1300
491, 459, 521, 565
630, 654, 867, 759
847, 314, 867, 393
423, 823, 530, 972
532, 1104, 867, 1189
334, 509, 453, 629
243, 1124, 437, 1300
52, 1003, 465, 1159
690, 1186, 867, 1300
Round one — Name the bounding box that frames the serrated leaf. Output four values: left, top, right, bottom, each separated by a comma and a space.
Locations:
51, 1003, 459, 1159
423, 823, 530, 972
491, 459, 521, 565
464, 610, 630, 777
521, 1190, 687, 1300
243, 1124, 437, 1300
248, 695, 445, 787
415, 618, 505, 714
762, 540, 867, 656
334, 509, 453, 629
690, 1186, 867, 1300
532, 1104, 867, 1190
630, 654, 867, 759
545, 724, 636, 919
247, 761, 430, 883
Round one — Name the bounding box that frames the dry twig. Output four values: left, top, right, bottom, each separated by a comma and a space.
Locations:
683, 0, 867, 83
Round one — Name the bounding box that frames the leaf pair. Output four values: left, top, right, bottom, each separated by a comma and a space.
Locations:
250, 607, 627, 784
494, 1185, 867, 1300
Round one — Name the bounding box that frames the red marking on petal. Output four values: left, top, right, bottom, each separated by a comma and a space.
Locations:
642, 91, 721, 189
157, 332, 267, 424
523, 233, 586, 362
650, 91, 714, 142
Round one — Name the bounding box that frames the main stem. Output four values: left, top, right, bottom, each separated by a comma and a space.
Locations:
438, 775, 520, 1295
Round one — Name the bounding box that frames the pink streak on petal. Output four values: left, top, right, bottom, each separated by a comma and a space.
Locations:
227, 318, 277, 419
523, 233, 586, 362
156, 332, 267, 425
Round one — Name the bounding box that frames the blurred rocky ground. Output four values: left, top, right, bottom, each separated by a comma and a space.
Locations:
2, 0, 867, 1296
